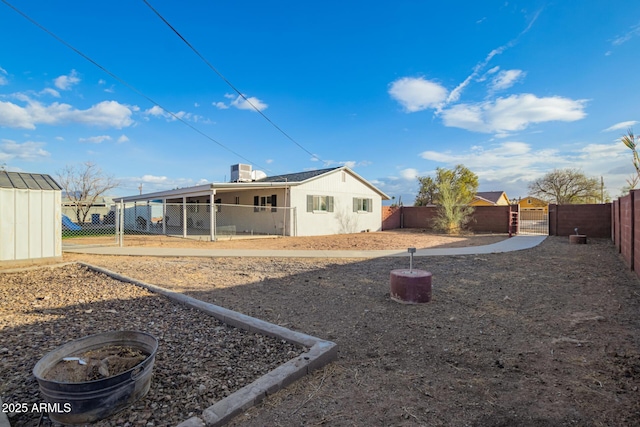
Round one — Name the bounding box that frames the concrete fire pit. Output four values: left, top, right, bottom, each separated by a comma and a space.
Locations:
569, 235, 587, 244
390, 269, 432, 304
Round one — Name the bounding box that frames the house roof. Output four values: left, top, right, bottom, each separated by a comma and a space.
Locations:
255, 167, 340, 183
0, 171, 61, 191
473, 191, 509, 205
115, 166, 389, 203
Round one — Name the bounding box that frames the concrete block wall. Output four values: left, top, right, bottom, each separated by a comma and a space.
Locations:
468, 206, 511, 233
381, 206, 510, 234
548, 203, 612, 238
381, 206, 401, 230
401, 206, 438, 229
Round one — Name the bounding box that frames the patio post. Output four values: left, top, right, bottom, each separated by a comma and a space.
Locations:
182, 196, 187, 238
210, 189, 216, 241
162, 199, 166, 235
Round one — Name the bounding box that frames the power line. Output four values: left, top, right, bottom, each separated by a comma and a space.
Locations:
142, 0, 323, 163
1, 0, 267, 171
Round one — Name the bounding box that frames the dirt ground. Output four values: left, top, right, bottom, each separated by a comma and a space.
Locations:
62, 228, 508, 250
4, 231, 640, 426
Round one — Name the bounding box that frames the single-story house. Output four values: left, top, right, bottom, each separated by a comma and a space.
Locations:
61, 195, 115, 224
0, 171, 62, 265
518, 196, 549, 214
470, 191, 511, 207
114, 165, 390, 239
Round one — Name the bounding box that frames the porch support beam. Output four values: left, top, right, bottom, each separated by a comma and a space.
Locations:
182, 196, 187, 238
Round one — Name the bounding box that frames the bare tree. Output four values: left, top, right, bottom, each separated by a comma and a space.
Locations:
57, 162, 119, 223
528, 168, 601, 204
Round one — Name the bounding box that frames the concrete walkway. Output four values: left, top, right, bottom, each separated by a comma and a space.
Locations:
63, 235, 547, 258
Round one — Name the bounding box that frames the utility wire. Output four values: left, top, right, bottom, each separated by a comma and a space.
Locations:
142, 0, 323, 163
1, 0, 266, 171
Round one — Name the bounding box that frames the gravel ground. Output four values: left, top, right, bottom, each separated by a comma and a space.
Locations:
3, 232, 640, 426
0, 264, 301, 427
61, 235, 640, 426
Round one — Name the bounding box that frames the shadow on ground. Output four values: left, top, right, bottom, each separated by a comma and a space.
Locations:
60, 237, 640, 426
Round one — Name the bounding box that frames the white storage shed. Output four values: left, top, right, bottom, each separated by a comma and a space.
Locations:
0, 171, 62, 265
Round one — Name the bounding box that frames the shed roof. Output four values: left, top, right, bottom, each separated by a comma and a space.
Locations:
0, 171, 62, 191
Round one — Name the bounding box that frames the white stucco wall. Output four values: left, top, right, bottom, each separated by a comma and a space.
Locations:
0, 188, 62, 262
290, 170, 383, 236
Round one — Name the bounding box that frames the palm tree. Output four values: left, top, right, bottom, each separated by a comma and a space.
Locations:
622, 128, 640, 181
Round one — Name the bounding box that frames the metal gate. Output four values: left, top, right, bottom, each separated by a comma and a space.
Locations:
518, 208, 549, 235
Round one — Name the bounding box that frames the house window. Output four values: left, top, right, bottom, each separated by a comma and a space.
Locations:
353, 197, 373, 213
254, 194, 278, 212
341, 171, 346, 182
215, 198, 222, 213
235, 196, 240, 205
307, 195, 334, 212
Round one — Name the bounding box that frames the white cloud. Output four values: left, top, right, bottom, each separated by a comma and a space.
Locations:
224, 93, 235, 99
603, 121, 638, 132
490, 69, 525, 91
0, 98, 135, 129
98, 79, 106, 85
141, 174, 168, 184
40, 88, 61, 98
213, 101, 229, 110
117, 134, 129, 143
79, 135, 112, 144
54, 69, 80, 90
612, 22, 640, 46
265, 159, 274, 164
322, 159, 370, 169
400, 168, 419, 180
0, 139, 50, 162
144, 105, 206, 123
0, 66, 8, 86
440, 94, 587, 133
414, 138, 633, 198
230, 95, 268, 112
146, 106, 164, 117
388, 77, 448, 112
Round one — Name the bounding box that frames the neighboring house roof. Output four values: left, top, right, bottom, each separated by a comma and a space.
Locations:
471, 191, 510, 206
61, 196, 115, 206
519, 196, 548, 206
0, 171, 61, 191
115, 166, 389, 203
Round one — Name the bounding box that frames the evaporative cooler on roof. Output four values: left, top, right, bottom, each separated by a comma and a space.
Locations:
230, 164, 252, 182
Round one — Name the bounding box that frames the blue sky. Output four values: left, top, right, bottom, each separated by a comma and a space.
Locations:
1, 0, 639, 204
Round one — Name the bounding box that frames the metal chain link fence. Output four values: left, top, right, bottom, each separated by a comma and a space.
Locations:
61, 202, 296, 244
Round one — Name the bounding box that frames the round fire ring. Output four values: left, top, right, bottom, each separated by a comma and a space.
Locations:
390, 269, 432, 304
569, 234, 587, 244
